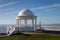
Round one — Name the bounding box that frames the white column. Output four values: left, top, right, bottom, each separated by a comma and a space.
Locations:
32, 19, 34, 27
16, 19, 17, 27
18, 20, 19, 27
16, 19, 19, 27
20, 20, 21, 27
25, 19, 27, 27
34, 18, 37, 31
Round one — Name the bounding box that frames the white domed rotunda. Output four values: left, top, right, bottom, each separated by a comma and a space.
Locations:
16, 9, 37, 32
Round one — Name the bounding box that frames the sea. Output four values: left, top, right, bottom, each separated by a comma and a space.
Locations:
0, 24, 60, 32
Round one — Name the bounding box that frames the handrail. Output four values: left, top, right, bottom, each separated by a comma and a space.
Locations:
0, 27, 15, 37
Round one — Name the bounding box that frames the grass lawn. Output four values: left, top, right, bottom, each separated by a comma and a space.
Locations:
0, 34, 60, 40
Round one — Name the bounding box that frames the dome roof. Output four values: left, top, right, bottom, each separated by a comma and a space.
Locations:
18, 9, 35, 16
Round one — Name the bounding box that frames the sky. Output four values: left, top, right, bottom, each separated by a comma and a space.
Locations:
0, 0, 60, 24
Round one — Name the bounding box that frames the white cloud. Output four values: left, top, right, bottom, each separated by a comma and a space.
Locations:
0, 10, 18, 17
0, 8, 15, 12
6, 11, 18, 15
30, 4, 60, 10
0, 2, 17, 8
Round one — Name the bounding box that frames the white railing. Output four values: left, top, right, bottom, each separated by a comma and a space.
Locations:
0, 26, 15, 37
7, 27, 15, 36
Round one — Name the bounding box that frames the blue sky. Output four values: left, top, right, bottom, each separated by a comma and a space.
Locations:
0, 0, 60, 24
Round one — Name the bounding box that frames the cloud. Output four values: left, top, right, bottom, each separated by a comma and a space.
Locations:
0, 2, 17, 8
0, 8, 15, 12
6, 11, 18, 15
30, 4, 60, 10
0, 10, 18, 16
0, 7, 18, 17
